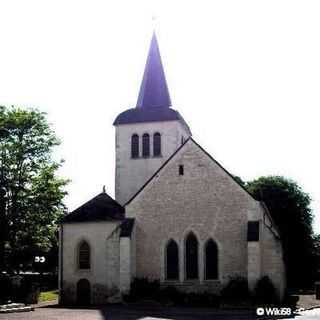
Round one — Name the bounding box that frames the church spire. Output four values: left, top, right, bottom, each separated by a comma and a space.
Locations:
136, 32, 172, 109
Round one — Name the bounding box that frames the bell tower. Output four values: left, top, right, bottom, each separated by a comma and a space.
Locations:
113, 32, 191, 205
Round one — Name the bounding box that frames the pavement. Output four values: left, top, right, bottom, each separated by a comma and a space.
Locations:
0, 304, 319, 320
0, 305, 265, 320
1, 293, 320, 320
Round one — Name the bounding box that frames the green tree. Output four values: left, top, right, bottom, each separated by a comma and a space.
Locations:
246, 176, 315, 288
0, 106, 68, 273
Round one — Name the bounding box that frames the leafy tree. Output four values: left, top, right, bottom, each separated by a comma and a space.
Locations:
246, 176, 315, 288
233, 175, 246, 188
0, 106, 68, 273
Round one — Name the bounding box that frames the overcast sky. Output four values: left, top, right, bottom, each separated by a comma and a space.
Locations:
0, 0, 319, 232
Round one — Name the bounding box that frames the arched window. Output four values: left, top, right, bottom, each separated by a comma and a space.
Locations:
153, 132, 161, 157
185, 232, 199, 280
79, 241, 90, 269
131, 134, 139, 158
166, 240, 179, 280
205, 239, 218, 280
142, 133, 150, 157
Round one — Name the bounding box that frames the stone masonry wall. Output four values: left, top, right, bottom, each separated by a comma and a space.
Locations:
126, 139, 265, 293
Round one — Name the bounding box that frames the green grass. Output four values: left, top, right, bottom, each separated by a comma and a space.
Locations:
39, 290, 58, 302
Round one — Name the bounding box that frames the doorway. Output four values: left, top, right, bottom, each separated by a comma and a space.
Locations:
76, 278, 91, 305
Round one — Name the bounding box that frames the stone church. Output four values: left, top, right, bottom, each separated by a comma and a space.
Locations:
59, 33, 286, 305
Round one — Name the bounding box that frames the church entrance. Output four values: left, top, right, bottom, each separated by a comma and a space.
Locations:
76, 278, 91, 305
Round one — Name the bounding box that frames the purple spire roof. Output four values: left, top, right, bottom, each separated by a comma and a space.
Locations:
113, 32, 190, 132
136, 32, 172, 108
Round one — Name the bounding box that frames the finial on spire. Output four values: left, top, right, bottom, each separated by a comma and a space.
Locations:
102, 185, 106, 193
136, 31, 171, 109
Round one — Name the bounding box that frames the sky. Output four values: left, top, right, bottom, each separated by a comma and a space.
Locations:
0, 1, 319, 232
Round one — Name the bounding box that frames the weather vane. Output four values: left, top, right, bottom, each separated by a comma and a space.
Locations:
152, 13, 157, 31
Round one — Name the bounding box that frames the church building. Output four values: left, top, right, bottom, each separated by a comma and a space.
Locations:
59, 33, 286, 305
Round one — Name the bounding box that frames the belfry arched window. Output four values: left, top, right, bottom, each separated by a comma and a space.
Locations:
166, 239, 179, 280
79, 241, 90, 269
153, 132, 161, 157
131, 134, 139, 158
185, 232, 199, 280
142, 133, 150, 157
205, 239, 218, 280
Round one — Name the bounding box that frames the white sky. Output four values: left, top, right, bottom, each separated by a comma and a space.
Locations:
0, 1, 319, 232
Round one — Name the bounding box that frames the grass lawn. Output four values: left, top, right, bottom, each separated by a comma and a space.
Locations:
39, 290, 58, 302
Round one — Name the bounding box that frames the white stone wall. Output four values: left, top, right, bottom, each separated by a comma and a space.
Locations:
115, 120, 191, 205
126, 139, 264, 293
61, 221, 121, 304
120, 237, 131, 293
247, 241, 262, 291
260, 208, 286, 300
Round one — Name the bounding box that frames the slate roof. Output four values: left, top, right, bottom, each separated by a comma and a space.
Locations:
113, 107, 190, 129
60, 192, 125, 223
136, 32, 171, 109
113, 32, 189, 128
120, 218, 135, 237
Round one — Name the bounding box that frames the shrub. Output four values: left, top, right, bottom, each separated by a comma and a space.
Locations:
254, 276, 278, 305
0, 274, 12, 303
221, 276, 249, 301
156, 286, 184, 305
22, 273, 57, 291
130, 278, 160, 299
10, 276, 40, 304
182, 292, 220, 307
127, 278, 220, 307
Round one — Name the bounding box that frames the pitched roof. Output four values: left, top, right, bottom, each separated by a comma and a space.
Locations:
125, 137, 256, 205
136, 32, 171, 109
120, 218, 135, 237
60, 192, 125, 223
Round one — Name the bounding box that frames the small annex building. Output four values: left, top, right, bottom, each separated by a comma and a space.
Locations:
59, 33, 286, 305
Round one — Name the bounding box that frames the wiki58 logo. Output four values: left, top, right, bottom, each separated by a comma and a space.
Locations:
256, 307, 292, 316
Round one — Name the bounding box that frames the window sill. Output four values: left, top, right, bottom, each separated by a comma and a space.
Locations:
162, 280, 180, 285
76, 268, 91, 273
183, 280, 201, 284
161, 280, 221, 286
130, 155, 163, 159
